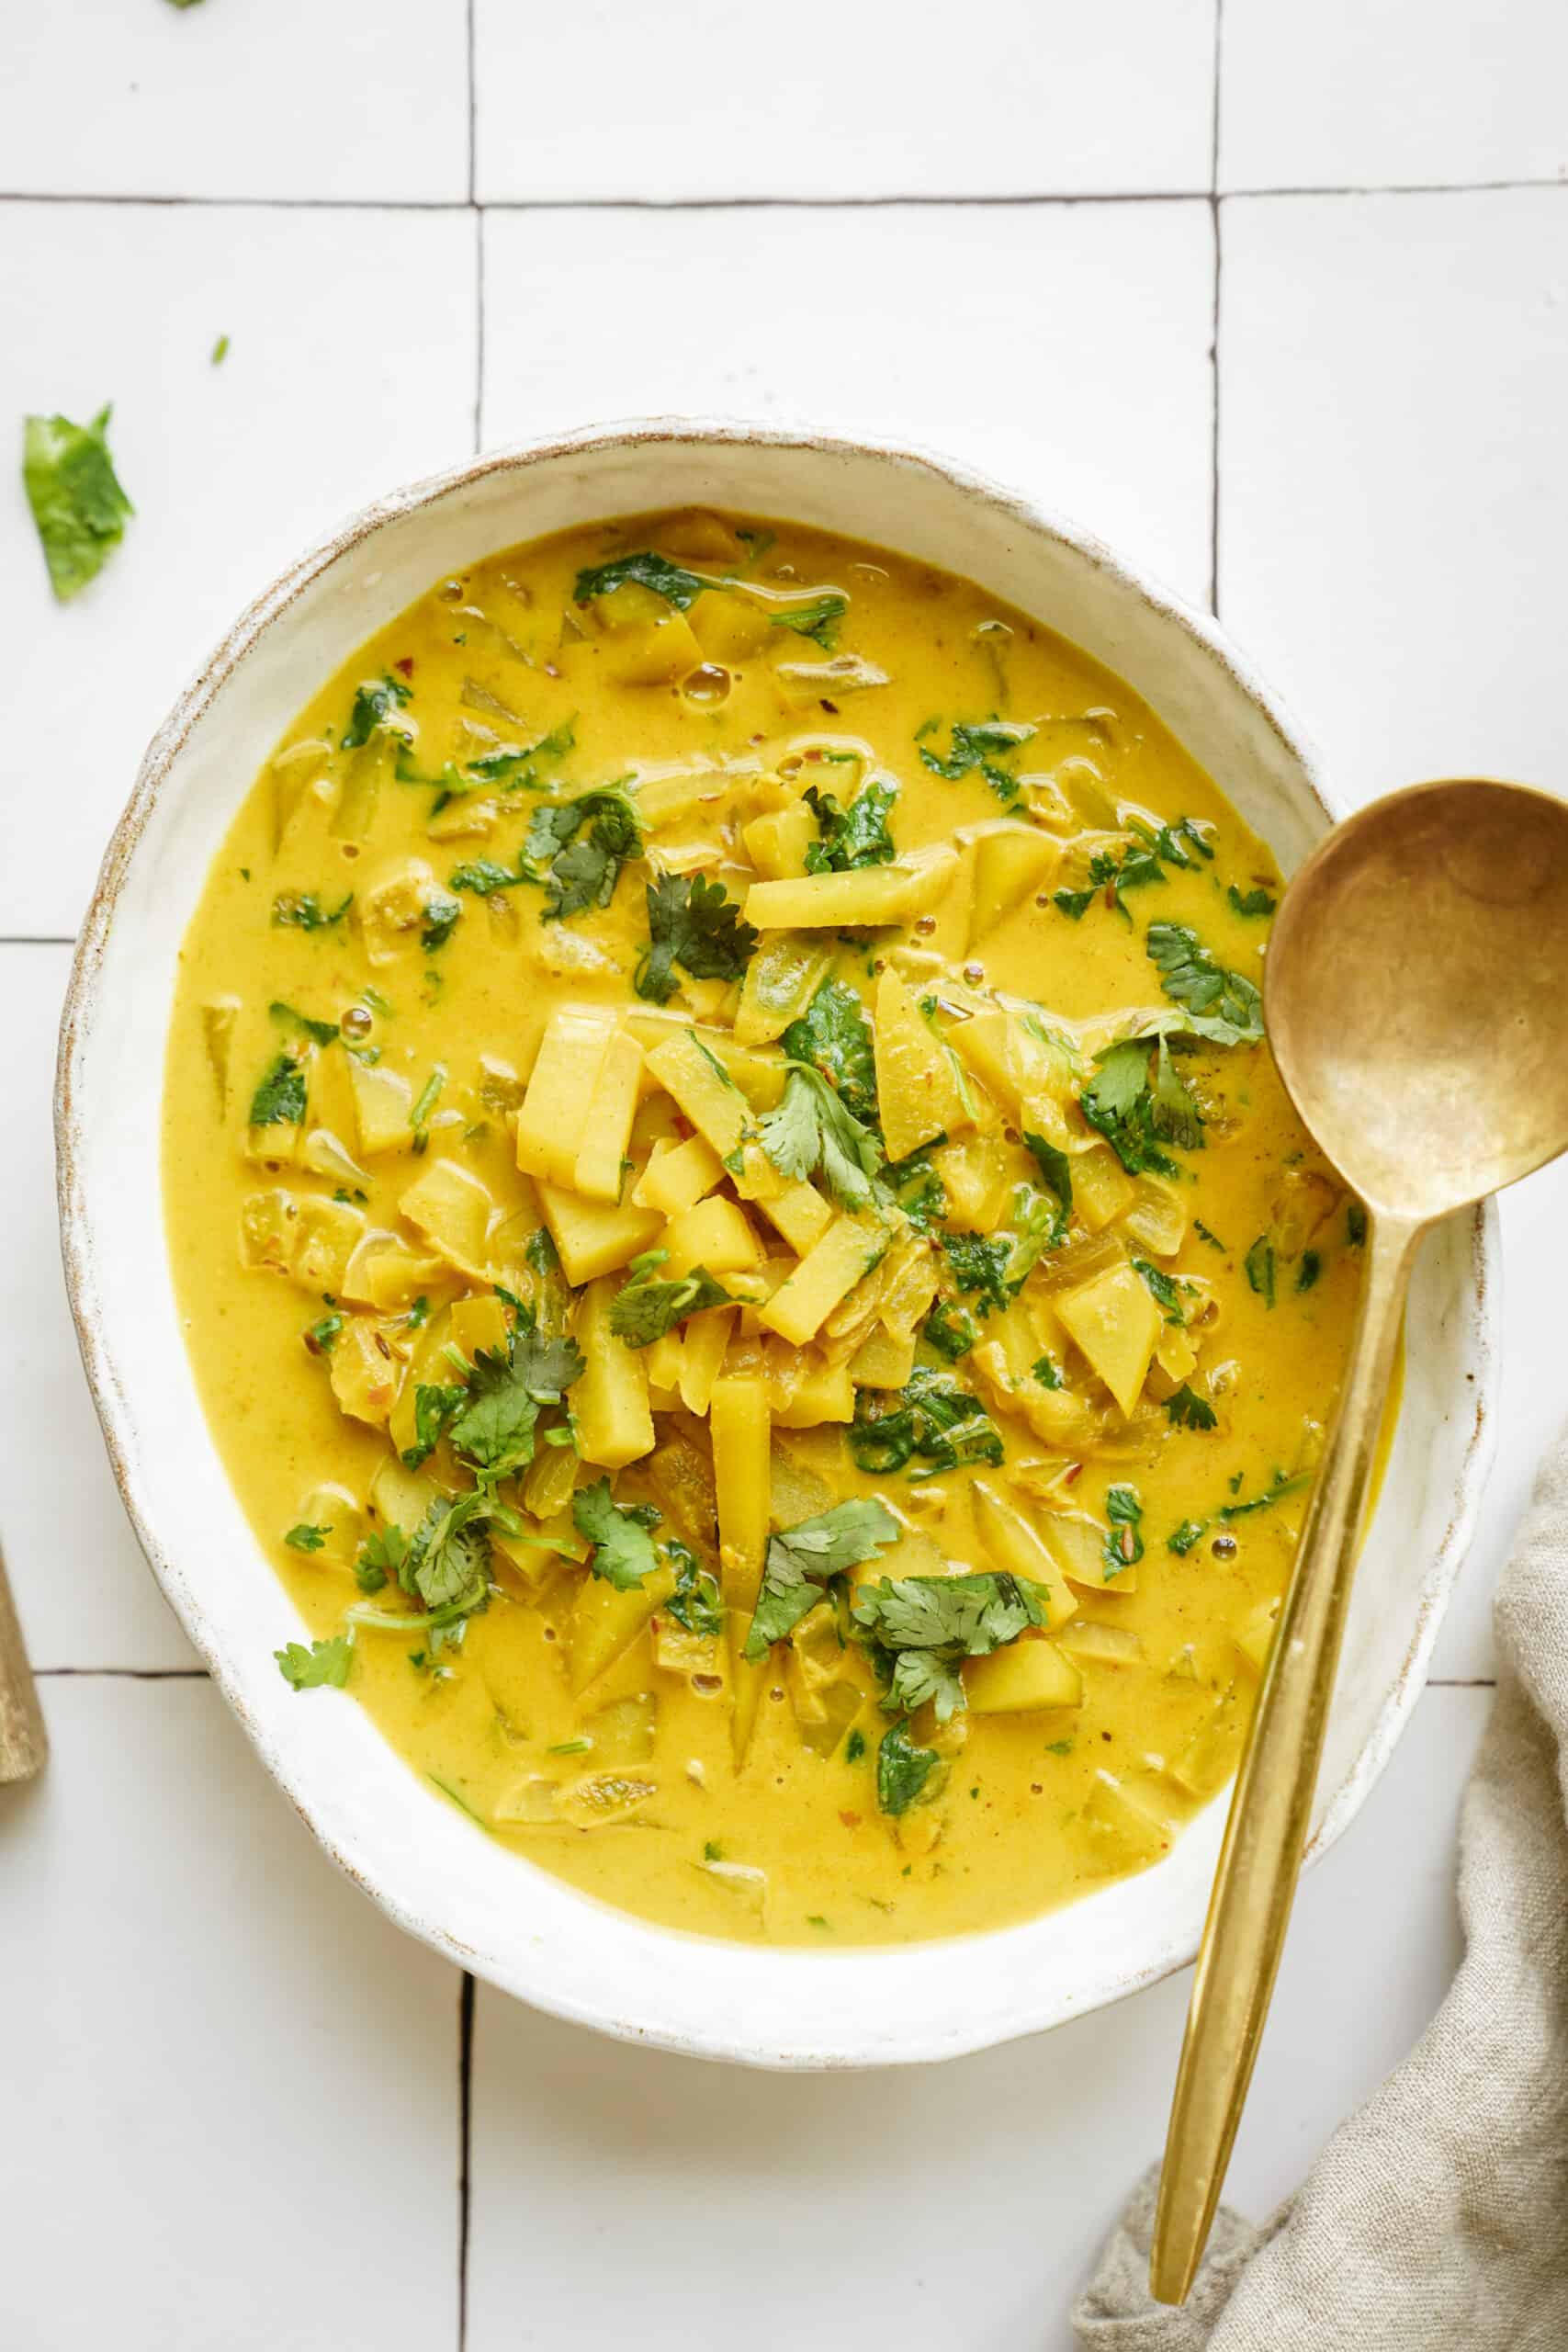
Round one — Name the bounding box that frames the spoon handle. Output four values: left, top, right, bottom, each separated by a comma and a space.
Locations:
0, 1540, 48, 1784
1149, 1210, 1419, 2304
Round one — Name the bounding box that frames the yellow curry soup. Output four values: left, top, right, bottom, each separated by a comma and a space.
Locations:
164, 508, 1365, 1946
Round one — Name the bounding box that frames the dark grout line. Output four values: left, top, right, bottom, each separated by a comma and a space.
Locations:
1427, 1678, 1498, 1690
36, 1666, 209, 1679
1222, 175, 1568, 201
466, 0, 478, 210
0, 190, 473, 212
0, 935, 75, 947
457, 1972, 476, 2349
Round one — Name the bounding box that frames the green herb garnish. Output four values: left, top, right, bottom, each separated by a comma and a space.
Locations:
23, 406, 133, 601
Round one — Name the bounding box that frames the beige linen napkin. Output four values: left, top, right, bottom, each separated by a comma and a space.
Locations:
1074, 1423, 1568, 2350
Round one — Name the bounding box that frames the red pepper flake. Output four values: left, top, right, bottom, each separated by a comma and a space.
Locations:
839, 1810, 862, 1830
1063, 1461, 1083, 1486
393, 656, 414, 679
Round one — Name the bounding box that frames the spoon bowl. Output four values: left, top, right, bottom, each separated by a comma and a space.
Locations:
1267, 777, 1568, 1220
1153, 776, 1568, 2303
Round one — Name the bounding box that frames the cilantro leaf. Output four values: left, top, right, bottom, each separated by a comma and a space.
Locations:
1103, 1483, 1145, 1577
1146, 922, 1265, 1045
401, 1382, 464, 1471
1219, 1471, 1309, 1521
1297, 1249, 1322, 1293
849, 1367, 1004, 1478
1165, 1383, 1218, 1430
876, 1721, 940, 1815
1132, 1255, 1189, 1326
1078, 1041, 1179, 1177
421, 892, 461, 953
1245, 1236, 1277, 1307
770, 593, 848, 650
450, 854, 525, 897
610, 1261, 736, 1347
448, 1325, 584, 1481
1168, 1519, 1207, 1555
275, 1633, 353, 1690
781, 978, 878, 1125
1022, 1132, 1074, 1222
635, 871, 759, 1004
574, 551, 709, 610
524, 789, 643, 921
941, 1232, 1012, 1317
269, 1000, 339, 1048
404, 1490, 500, 1621
283, 1521, 330, 1553
923, 1299, 978, 1361
272, 889, 353, 933
573, 1478, 661, 1590
886, 1146, 946, 1228
248, 1053, 307, 1128
664, 1539, 725, 1639
852, 1570, 1047, 1721
759, 1063, 884, 1211
1228, 885, 1276, 918
917, 718, 1036, 805
354, 1526, 409, 1595
745, 1498, 899, 1657
23, 407, 133, 601
342, 673, 412, 751
803, 778, 897, 872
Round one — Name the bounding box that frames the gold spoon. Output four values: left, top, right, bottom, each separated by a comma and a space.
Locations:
0, 1539, 47, 1783
1151, 776, 1568, 2303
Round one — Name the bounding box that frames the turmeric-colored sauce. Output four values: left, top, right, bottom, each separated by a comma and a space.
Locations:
163, 509, 1364, 1945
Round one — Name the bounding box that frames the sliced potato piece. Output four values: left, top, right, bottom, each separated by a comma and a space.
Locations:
969, 1480, 1080, 1632
569, 1558, 676, 1695
964, 1640, 1082, 1713
328, 1317, 402, 1428
710, 1376, 771, 1614
573, 1029, 645, 1203
873, 967, 970, 1161
964, 822, 1061, 945
632, 1132, 724, 1216
745, 844, 959, 930
850, 1323, 917, 1389
660, 1193, 760, 1278
741, 802, 817, 881
515, 1004, 617, 1186
1055, 1261, 1161, 1417
399, 1158, 495, 1279
348, 1057, 415, 1159
759, 1216, 886, 1346
572, 1275, 655, 1469
536, 1184, 662, 1286
733, 932, 831, 1044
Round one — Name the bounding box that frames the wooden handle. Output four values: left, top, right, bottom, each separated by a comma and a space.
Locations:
0, 1541, 48, 1784
1149, 1210, 1418, 2303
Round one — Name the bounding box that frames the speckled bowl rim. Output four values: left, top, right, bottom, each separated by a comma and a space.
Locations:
55, 419, 1498, 2068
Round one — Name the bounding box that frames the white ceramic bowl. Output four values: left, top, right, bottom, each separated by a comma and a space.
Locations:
56, 423, 1496, 2069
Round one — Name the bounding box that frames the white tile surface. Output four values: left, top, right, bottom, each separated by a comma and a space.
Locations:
0, 1677, 461, 2350
5, 945, 195, 1671
466, 1687, 1485, 2351
1223, 1, 1568, 193
475, 0, 1216, 201
2, 1, 468, 202
0, 201, 478, 937
481, 202, 1217, 607
1219, 189, 1568, 804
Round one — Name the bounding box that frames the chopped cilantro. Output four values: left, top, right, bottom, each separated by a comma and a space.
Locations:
665, 1540, 725, 1640
1033, 1353, 1065, 1390
574, 550, 709, 609
283, 1521, 330, 1554
306, 1312, 343, 1354
923, 1299, 978, 1362
849, 1367, 1004, 1478
876, 1721, 939, 1816
524, 789, 642, 921
803, 777, 897, 872
1021, 1132, 1074, 1224
745, 1499, 900, 1656
248, 1054, 306, 1128
886, 1145, 945, 1228
610, 1261, 735, 1347
573, 1479, 661, 1591
23, 406, 133, 601
1296, 1250, 1322, 1294
269, 1001, 339, 1048
759, 1062, 884, 1211
770, 593, 848, 650
272, 889, 353, 933
1103, 1483, 1145, 1577
1347, 1203, 1368, 1248
941, 1231, 1012, 1317
844, 1726, 867, 1764
1133, 1256, 1189, 1326
1245, 1236, 1277, 1307
781, 977, 878, 1125
354, 1526, 409, 1595
1193, 1218, 1226, 1252
1078, 1040, 1181, 1178
341, 673, 412, 751
210, 333, 230, 364
448, 1325, 584, 1483
1146, 922, 1265, 1046
421, 892, 461, 953
1165, 1384, 1218, 1430
1219, 1472, 1309, 1522
917, 718, 1036, 805
275, 1633, 353, 1690
1168, 1519, 1208, 1555
852, 1571, 1046, 1721
635, 871, 758, 1004
1228, 885, 1277, 918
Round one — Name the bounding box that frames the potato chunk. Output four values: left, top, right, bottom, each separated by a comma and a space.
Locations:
969, 1480, 1081, 1632
745, 844, 959, 930
515, 1005, 618, 1188
328, 1317, 402, 1428
537, 1184, 662, 1286
1055, 1261, 1161, 1417
873, 968, 970, 1161
760, 1216, 886, 1346
572, 1275, 655, 1469
348, 1058, 414, 1159
632, 1132, 724, 1216
399, 1159, 495, 1279
964, 1641, 1083, 1714
660, 1193, 760, 1278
